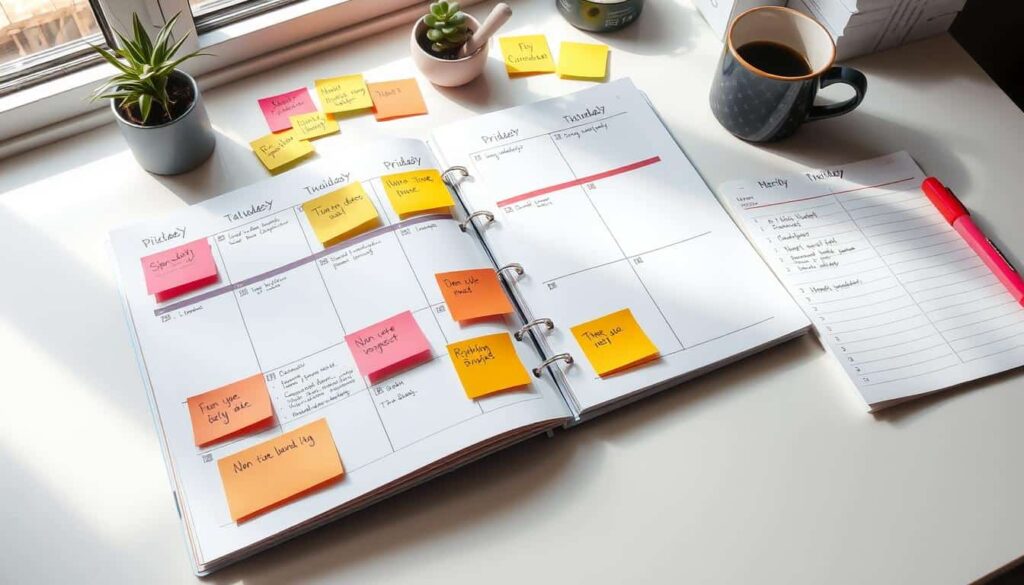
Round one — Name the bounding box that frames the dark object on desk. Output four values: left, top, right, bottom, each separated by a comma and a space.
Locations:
951, 1, 1024, 112
556, 0, 643, 32
709, 6, 866, 143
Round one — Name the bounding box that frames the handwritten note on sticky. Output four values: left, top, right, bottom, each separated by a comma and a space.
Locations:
301, 182, 380, 247
435, 268, 513, 322
257, 88, 317, 132
187, 374, 273, 447
315, 74, 373, 114
557, 41, 609, 80
499, 35, 555, 76
571, 308, 659, 376
345, 311, 432, 383
447, 333, 531, 399
141, 238, 218, 302
289, 111, 339, 140
218, 418, 343, 522
367, 78, 428, 121
381, 169, 454, 218
250, 130, 315, 172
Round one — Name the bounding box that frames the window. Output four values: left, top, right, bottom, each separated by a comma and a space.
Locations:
0, 0, 103, 90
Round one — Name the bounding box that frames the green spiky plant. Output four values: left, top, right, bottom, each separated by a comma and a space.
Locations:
90, 13, 208, 125
424, 1, 469, 55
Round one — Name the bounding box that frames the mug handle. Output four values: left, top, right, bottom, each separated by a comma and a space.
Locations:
807, 66, 867, 121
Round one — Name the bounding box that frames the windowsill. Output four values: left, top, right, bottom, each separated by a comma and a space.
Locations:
0, 0, 478, 158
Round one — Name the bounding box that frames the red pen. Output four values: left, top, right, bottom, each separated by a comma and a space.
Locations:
921, 177, 1024, 306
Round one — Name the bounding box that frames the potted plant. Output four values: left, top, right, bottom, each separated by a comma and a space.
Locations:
91, 13, 215, 175
411, 2, 510, 87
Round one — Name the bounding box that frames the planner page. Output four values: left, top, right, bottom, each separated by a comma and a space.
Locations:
432, 79, 809, 416
720, 152, 1024, 409
109, 138, 569, 572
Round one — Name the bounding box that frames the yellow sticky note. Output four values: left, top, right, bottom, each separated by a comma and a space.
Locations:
218, 418, 344, 522
315, 74, 373, 114
571, 308, 659, 376
381, 169, 454, 219
289, 111, 339, 140
250, 130, 314, 172
302, 182, 381, 247
499, 35, 556, 76
447, 332, 532, 399
558, 41, 609, 80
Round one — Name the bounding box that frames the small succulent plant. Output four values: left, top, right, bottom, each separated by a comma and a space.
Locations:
90, 12, 207, 124
424, 1, 469, 54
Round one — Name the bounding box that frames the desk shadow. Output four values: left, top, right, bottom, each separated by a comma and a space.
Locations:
0, 122, 126, 194
844, 35, 977, 86
204, 429, 582, 584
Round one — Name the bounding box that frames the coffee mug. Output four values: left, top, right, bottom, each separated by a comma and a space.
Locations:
709, 6, 867, 142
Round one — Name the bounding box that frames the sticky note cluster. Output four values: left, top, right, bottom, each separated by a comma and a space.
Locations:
435, 268, 513, 322
499, 35, 609, 80
345, 311, 432, 383
141, 238, 219, 302
571, 308, 659, 376
251, 76, 427, 173
218, 418, 344, 522
187, 374, 274, 447
302, 182, 381, 247
447, 332, 531, 399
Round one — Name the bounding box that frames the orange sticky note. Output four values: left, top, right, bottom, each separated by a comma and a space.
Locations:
447, 332, 531, 399
367, 78, 428, 121
435, 268, 514, 322
381, 168, 454, 218
187, 374, 274, 447
571, 308, 659, 376
218, 418, 344, 522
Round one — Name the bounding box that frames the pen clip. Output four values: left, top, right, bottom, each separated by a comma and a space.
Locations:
987, 237, 1019, 274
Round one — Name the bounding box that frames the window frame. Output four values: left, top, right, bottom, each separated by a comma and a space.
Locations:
0, 0, 476, 160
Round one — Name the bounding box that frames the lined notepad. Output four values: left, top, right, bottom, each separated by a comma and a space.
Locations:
721, 152, 1024, 409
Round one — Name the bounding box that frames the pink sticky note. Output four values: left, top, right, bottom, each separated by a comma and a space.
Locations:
257, 88, 318, 132
345, 311, 431, 383
141, 238, 219, 302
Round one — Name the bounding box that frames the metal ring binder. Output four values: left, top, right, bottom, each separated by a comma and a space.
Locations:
514, 318, 554, 341
442, 165, 469, 186
497, 263, 524, 280
532, 353, 574, 378
459, 210, 495, 232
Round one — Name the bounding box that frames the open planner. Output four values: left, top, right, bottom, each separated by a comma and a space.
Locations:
109, 79, 809, 574
720, 152, 1024, 410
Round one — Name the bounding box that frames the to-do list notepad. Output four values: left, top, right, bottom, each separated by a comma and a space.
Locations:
721, 152, 1024, 409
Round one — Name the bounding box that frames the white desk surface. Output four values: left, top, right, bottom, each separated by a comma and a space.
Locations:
2, 1, 1023, 583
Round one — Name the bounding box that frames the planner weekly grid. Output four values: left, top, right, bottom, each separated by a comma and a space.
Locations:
721, 152, 1024, 409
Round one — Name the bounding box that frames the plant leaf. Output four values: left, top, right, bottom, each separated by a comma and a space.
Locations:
424, 14, 438, 27
139, 93, 152, 122
133, 13, 153, 56
426, 28, 444, 41
90, 44, 133, 74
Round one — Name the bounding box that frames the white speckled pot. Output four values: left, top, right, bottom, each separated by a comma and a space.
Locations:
410, 14, 488, 87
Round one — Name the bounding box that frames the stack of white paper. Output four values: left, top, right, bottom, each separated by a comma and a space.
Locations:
790, 0, 966, 59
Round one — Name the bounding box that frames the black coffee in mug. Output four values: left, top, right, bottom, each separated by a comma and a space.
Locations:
736, 41, 812, 78
710, 7, 867, 142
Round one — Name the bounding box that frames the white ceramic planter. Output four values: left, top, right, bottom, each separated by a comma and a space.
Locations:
410, 14, 489, 87
112, 70, 216, 175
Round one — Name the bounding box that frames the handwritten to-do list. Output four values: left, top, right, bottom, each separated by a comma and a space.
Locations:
381, 169, 454, 218
571, 308, 660, 376
447, 332, 531, 398
499, 35, 555, 76
315, 74, 373, 114
289, 111, 339, 140
367, 78, 428, 121
218, 418, 344, 522
250, 130, 315, 172
435, 268, 514, 322
257, 87, 318, 132
187, 374, 274, 447
345, 311, 432, 383
301, 182, 381, 247
141, 238, 219, 302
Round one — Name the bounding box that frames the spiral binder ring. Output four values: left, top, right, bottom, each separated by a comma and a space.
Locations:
533, 353, 574, 378
459, 210, 495, 232
514, 318, 554, 341
442, 165, 469, 186
497, 263, 524, 280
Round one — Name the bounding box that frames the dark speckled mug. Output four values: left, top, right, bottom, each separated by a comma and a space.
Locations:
710, 7, 867, 143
